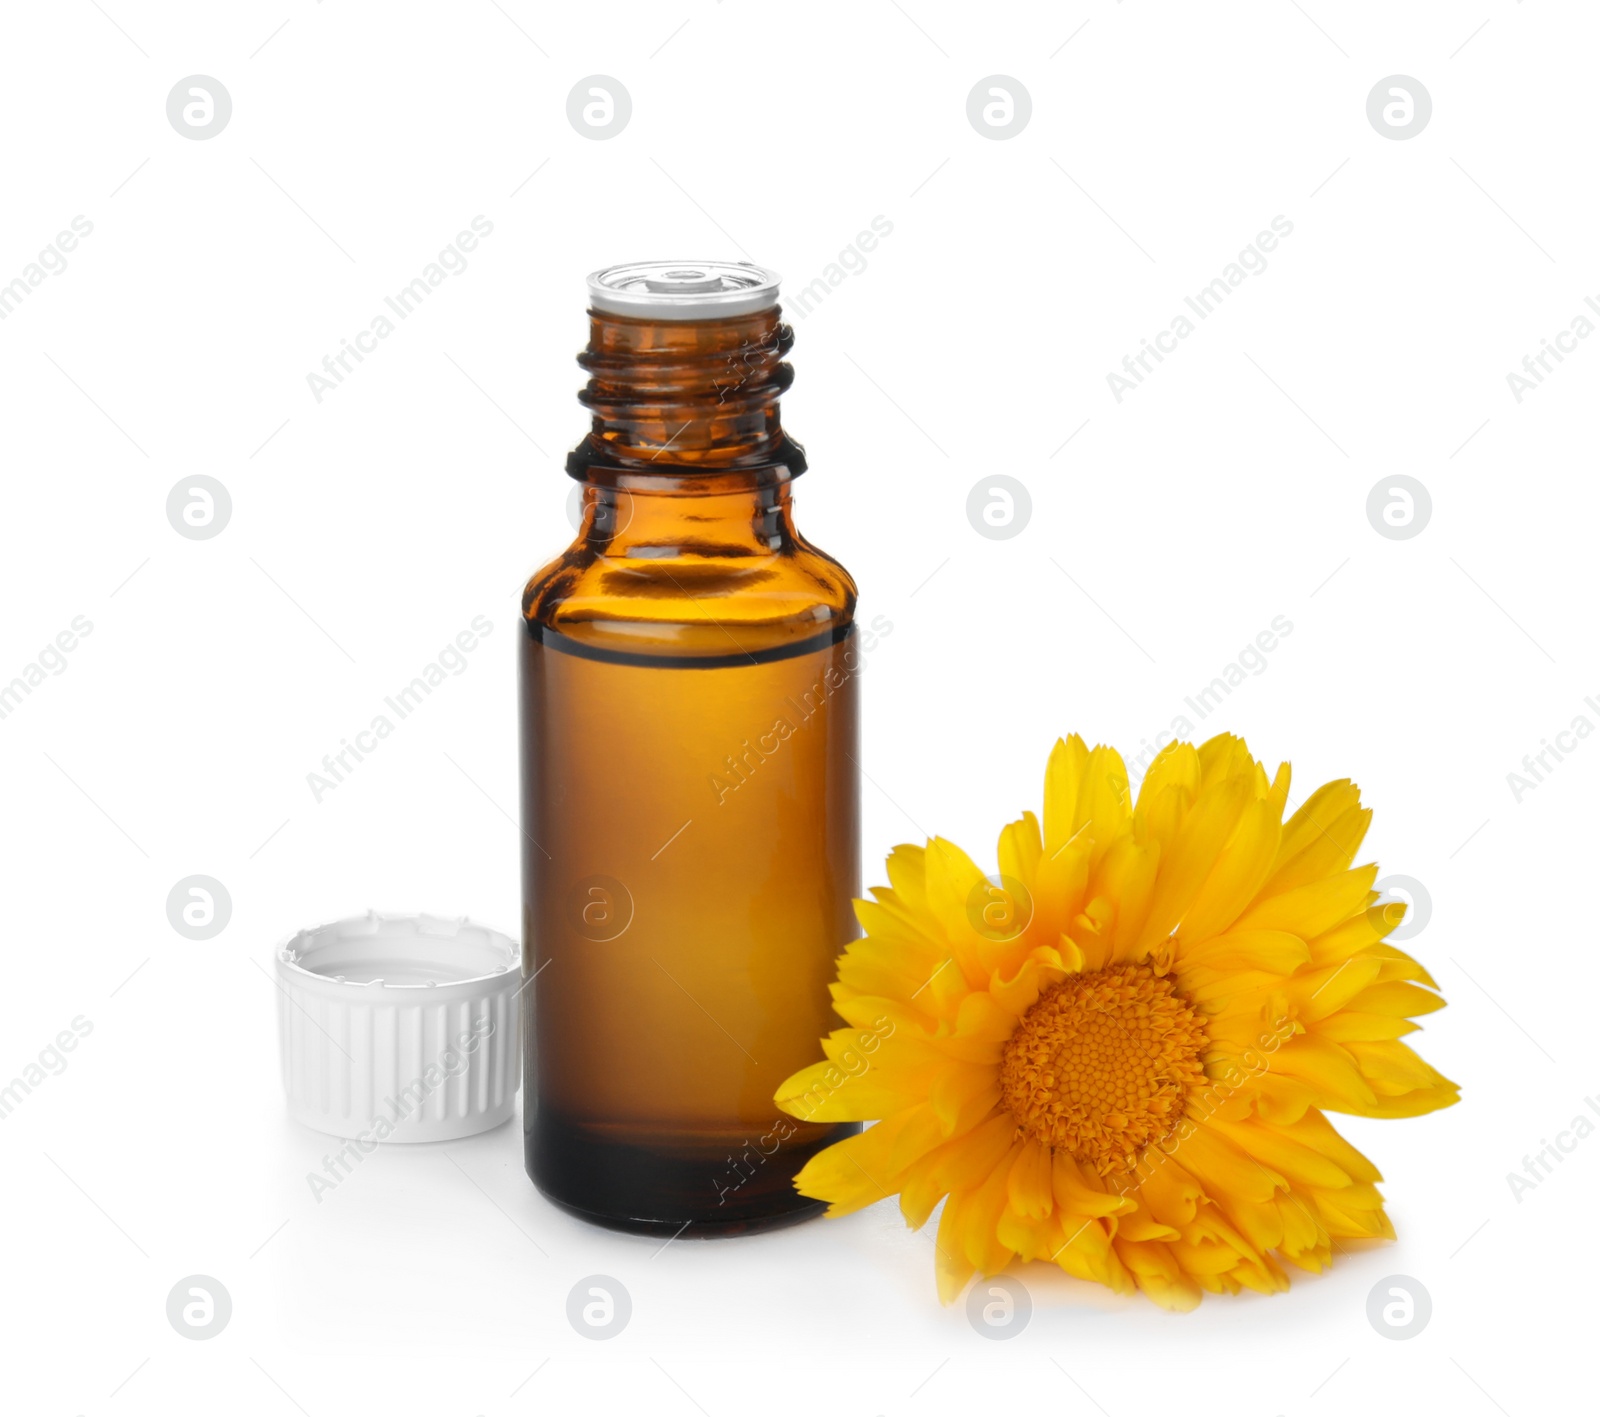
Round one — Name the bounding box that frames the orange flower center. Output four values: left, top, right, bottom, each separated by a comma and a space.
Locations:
999, 963, 1209, 1176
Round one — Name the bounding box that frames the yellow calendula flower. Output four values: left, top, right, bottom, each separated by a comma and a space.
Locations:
774, 733, 1459, 1310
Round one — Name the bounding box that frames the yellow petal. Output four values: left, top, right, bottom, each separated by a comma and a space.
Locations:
1115, 1237, 1202, 1311
929, 1062, 1002, 1136
1135, 775, 1254, 954
1051, 1152, 1137, 1218
1344, 1039, 1459, 1100
1006, 1138, 1054, 1220
774, 1059, 924, 1122
1179, 929, 1310, 975
963, 1147, 1022, 1274
1316, 1012, 1420, 1042
934, 1193, 977, 1304
1099, 832, 1162, 961
1235, 864, 1379, 938
1166, 1121, 1283, 1203
1136, 740, 1201, 815
1347, 980, 1447, 1017
1267, 781, 1369, 893
1207, 1116, 1354, 1189
997, 810, 1043, 889
899, 1112, 1014, 1229
790, 1109, 922, 1215
1269, 1035, 1379, 1110
883, 842, 929, 913
1180, 798, 1283, 943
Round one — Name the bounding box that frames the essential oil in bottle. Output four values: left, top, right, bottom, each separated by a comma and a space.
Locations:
519, 262, 862, 1235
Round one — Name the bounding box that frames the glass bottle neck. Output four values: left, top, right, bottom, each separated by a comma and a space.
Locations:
577, 474, 798, 558
568, 305, 806, 478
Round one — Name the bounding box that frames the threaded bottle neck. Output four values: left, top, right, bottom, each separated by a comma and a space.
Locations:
569, 306, 805, 478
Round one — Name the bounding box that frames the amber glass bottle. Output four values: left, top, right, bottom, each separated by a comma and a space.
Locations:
519, 262, 862, 1235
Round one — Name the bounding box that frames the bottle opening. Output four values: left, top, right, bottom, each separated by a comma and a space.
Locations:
588, 260, 781, 320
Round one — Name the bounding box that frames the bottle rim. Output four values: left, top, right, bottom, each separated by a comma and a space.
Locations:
587, 260, 780, 320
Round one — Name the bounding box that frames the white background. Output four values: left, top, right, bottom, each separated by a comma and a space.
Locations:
0, 2, 1592, 1413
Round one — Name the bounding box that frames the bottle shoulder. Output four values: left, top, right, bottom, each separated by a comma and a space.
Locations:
522, 538, 857, 659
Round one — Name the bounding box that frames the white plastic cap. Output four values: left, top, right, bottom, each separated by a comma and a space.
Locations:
274, 912, 521, 1143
